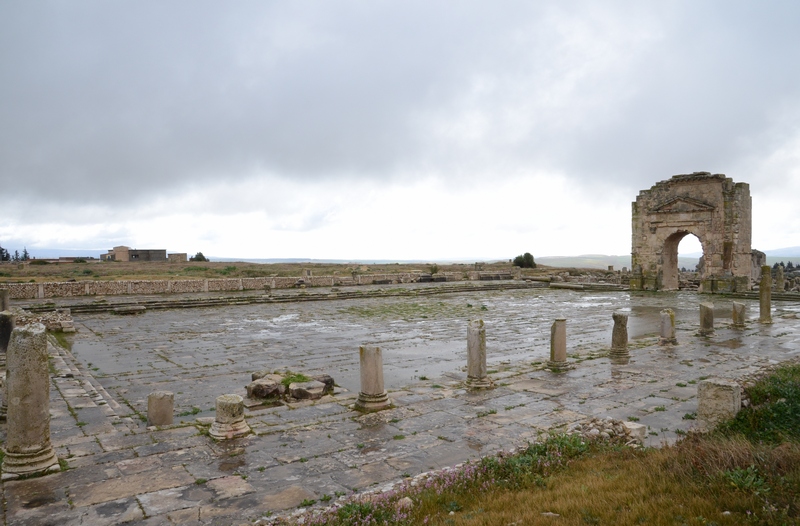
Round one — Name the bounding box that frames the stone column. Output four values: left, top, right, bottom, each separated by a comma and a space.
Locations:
759, 265, 772, 324
659, 309, 677, 344
609, 312, 629, 361
0, 288, 9, 311
775, 265, 785, 292
547, 318, 569, 371
698, 303, 714, 336
732, 302, 746, 328
2, 324, 60, 480
147, 391, 174, 426
0, 311, 15, 420
697, 378, 741, 428
209, 394, 250, 440
0, 310, 14, 367
466, 320, 493, 389
355, 346, 391, 411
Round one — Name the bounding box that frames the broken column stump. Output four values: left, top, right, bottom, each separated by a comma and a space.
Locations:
2, 323, 60, 480
209, 394, 250, 440
697, 378, 741, 428
609, 312, 629, 362
466, 319, 493, 389
659, 308, 677, 345
355, 346, 391, 412
698, 303, 715, 336
732, 301, 746, 328
147, 391, 174, 427
759, 265, 772, 324
547, 318, 569, 371
0, 289, 9, 311
0, 310, 14, 369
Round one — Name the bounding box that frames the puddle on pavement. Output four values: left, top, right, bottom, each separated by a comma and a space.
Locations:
717, 338, 744, 349
219, 456, 246, 472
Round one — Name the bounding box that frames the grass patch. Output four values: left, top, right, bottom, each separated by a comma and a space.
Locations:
719, 362, 800, 443
281, 372, 311, 387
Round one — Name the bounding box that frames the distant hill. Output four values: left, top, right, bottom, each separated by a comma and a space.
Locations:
763, 246, 800, 257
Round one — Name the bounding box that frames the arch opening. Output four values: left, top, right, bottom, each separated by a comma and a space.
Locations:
662, 231, 702, 290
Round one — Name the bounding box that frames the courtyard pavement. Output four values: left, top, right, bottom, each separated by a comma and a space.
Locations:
1, 286, 799, 525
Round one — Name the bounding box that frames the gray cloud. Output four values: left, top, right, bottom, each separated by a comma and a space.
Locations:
2, 0, 799, 210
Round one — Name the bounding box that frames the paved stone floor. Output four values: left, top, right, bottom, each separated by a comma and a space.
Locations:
2, 287, 800, 525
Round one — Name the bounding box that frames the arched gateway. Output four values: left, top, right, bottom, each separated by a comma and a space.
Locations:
631, 172, 751, 292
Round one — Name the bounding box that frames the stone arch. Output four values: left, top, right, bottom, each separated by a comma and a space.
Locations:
661, 230, 704, 290
631, 172, 751, 292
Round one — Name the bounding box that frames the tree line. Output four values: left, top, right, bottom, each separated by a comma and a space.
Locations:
0, 244, 30, 262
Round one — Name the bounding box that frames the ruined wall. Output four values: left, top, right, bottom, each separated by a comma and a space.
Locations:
631, 172, 751, 292
2, 272, 468, 300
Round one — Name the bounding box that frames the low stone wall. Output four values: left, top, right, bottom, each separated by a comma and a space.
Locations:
2, 272, 472, 300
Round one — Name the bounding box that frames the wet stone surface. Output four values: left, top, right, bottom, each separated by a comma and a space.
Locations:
0, 288, 799, 524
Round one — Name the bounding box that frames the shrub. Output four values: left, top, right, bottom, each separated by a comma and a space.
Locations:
512, 252, 536, 268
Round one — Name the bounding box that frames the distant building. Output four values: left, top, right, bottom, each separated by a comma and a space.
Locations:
102, 246, 167, 262
168, 253, 188, 263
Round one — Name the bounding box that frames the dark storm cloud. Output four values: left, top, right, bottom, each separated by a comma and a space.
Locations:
2, 1, 799, 207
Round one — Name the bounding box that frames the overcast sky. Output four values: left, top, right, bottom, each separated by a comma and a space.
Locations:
1, 1, 798, 260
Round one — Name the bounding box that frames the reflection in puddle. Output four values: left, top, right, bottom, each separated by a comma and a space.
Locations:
218, 456, 246, 472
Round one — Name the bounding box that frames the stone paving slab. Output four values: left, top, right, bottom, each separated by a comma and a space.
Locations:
0, 289, 798, 524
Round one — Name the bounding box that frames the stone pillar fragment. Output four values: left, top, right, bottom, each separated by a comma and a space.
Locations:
0, 289, 9, 311
698, 303, 715, 336
659, 309, 677, 344
547, 319, 569, 371
775, 265, 785, 292
355, 346, 391, 411
732, 302, 746, 328
209, 394, 250, 440
697, 378, 741, 427
147, 391, 174, 426
2, 324, 60, 480
0, 310, 14, 366
609, 312, 629, 361
759, 265, 772, 324
466, 320, 493, 389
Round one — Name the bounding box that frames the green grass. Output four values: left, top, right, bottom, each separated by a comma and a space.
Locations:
281, 372, 311, 387
720, 362, 800, 443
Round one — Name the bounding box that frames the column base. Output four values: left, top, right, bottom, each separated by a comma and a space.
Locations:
355, 391, 391, 412
546, 360, 573, 373
1, 444, 60, 480
608, 349, 630, 365
209, 420, 251, 440
465, 376, 494, 390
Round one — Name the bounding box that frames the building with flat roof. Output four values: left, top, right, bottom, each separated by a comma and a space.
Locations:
102, 246, 167, 262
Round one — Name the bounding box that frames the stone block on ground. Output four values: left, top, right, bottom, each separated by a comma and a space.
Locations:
623, 421, 646, 443
312, 374, 335, 394
246, 378, 280, 399
289, 380, 326, 400
697, 378, 741, 427
147, 391, 174, 427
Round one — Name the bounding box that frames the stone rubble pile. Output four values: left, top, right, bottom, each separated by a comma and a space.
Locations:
5, 306, 75, 333
246, 370, 335, 403
567, 417, 645, 448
